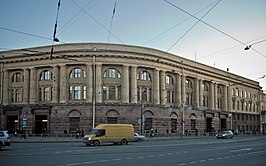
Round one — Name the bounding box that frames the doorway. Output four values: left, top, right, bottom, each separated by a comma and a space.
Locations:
35, 115, 48, 134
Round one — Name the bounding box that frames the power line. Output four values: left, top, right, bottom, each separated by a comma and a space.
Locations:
142, 0, 219, 45
167, 0, 221, 51
0, 26, 53, 41
164, 0, 266, 58
71, 0, 124, 44
107, 0, 117, 48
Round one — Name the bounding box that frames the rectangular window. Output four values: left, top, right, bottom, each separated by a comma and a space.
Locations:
103, 86, 107, 100
167, 91, 171, 103
83, 86, 86, 100
69, 86, 73, 100
109, 86, 116, 100
74, 86, 81, 99
44, 87, 50, 101
117, 86, 121, 100
15, 89, 23, 102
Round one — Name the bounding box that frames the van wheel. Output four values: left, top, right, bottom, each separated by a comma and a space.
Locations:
121, 139, 128, 145
93, 140, 100, 146
0, 143, 3, 150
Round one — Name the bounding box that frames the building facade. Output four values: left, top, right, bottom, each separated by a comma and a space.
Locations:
0, 43, 263, 135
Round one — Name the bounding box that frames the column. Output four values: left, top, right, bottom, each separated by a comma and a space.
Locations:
23, 68, 30, 103
199, 79, 203, 106
59, 65, 67, 103
86, 64, 93, 103
209, 81, 214, 110
223, 85, 228, 111
52, 65, 59, 103
194, 78, 199, 108
214, 83, 217, 110
175, 73, 181, 107
227, 85, 232, 111
181, 75, 186, 105
2, 70, 9, 105
29, 67, 37, 104
160, 70, 166, 105
153, 68, 160, 105
130, 66, 137, 103
122, 65, 129, 103
95, 63, 102, 103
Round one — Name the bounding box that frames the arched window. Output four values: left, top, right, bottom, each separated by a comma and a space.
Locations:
103, 68, 121, 79
186, 79, 193, 89
69, 68, 86, 78
40, 70, 52, 80
137, 71, 151, 81
12, 73, 23, 82
166, 75, 173, 84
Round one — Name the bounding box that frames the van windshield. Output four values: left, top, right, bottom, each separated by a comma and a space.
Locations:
90, 129, 106, 137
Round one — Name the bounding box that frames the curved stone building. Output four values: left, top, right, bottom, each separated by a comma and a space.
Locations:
0, 43, 263, 135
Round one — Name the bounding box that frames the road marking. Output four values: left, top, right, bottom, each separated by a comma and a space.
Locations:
83, 161, 96, 164
230, 148, 252, 153
113, 158, 121, 161
189, 161, 197, 164
199, 160, 206, 163
66, 163, 82, 166
178, 163, 186, 166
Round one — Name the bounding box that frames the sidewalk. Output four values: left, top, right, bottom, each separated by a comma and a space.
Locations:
10, 135, 210, 143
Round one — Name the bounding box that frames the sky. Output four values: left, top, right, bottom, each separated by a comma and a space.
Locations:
0, 0, 266, 91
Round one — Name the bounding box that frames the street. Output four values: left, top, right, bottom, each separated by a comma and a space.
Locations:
1, 135, 266, 166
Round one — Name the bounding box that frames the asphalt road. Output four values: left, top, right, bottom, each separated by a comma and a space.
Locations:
1, 135, 266, 166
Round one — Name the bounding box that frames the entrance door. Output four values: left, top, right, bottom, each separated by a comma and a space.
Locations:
206, 118, 212, 132
6, 115, 19, 131
35, 115, 48, 134
220, 118, 227, 131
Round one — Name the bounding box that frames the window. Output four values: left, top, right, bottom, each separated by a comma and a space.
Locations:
40, 70, 52, 80
137, 71, 151, 81
70, 68, 86, 78
167, 91, 174, 103
217, 98, 222, 109
44, 87, 51, 101
186, 79, 193, 89
11, 89, 23, 102
69, 85, 86, 100
83, 86, 86, 100
103, 68, 121, 79
166, 75, 173, 84
232, 100, 236, 110
203, 96, 208, 107
109, 86, 116, 100
74, 86, 81, 100
12, 73, 23, 82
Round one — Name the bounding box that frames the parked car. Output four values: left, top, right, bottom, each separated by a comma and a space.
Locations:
0, 130, 11, 150
134, 133, 145, 142
216, 130, 233, 139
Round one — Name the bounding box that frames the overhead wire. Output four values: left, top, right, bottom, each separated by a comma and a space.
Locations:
198, 36, 266, 59
106, 0, 117, 49
164, 0, 266, 58
41, 0, 98, 45
142, 0, 220, 46
71, 0, 124, 44
167, 0, 221, 51
0, 26, 54, 42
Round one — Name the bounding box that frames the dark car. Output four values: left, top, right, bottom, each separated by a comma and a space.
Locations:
216, 130, 233, 139
0, 130, 11, 150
